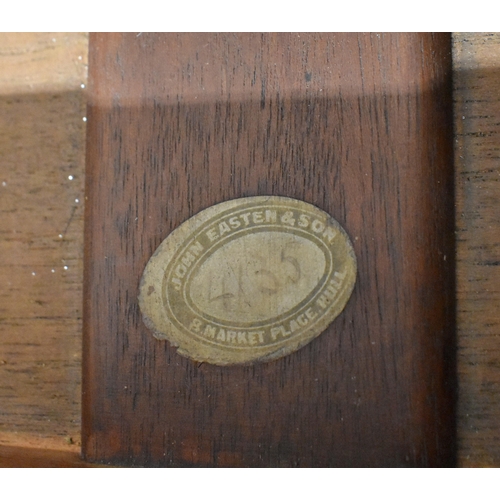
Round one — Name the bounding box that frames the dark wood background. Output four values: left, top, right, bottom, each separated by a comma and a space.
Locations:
82, 33, 455, 467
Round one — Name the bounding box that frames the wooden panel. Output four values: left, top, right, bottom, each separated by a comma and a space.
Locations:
0, 32, 87, 95
0, 443, 93, 467
1, 31, 498, 468
453, 32, 500, 467
83, 33, 455, 467
0, 32, 88, 454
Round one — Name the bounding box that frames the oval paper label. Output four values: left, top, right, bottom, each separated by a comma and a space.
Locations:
139, 196, 356, 365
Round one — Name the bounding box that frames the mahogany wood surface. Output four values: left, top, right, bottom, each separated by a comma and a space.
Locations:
83, 33, 455, 467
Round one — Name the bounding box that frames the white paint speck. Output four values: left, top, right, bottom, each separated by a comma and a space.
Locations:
32, 272, 36, 276
51, 269, 55, 273
78, 56, 82, 61
82, 117, 87, 122
63, 266, 69, 270
58, 234, 63, 238
81, 84, 86, 89
52, 38, 56, 42
68, 175, 74, 180
1, 181, 6, 187
75, 199, 79, 203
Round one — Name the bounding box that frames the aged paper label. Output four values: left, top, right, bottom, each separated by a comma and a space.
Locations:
139, 196, 356, 365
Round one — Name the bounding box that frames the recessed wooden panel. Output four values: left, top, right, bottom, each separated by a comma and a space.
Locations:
83, 33, 455, 467
0, 32, 87, 454
453, 32, 500, 467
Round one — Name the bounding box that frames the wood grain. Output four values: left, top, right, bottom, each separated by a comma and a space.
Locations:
0, 32, 88, 454
453, 32, 500, 467
1, 32, 498, 468
0, 443, 94, 467
83, 33, 455, 467
0, 32, 87, 95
